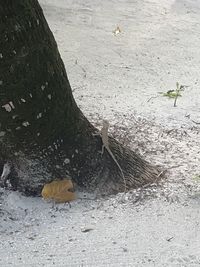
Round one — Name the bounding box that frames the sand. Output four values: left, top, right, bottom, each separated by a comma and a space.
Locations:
0, 0, 200, 266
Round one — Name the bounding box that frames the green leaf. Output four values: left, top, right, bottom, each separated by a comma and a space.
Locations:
162, 90, 182, 98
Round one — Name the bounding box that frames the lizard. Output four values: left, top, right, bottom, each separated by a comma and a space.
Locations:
94, 120, 127, 192
0, 162, 11, 187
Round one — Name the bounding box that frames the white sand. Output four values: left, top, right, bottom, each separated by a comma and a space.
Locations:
1, 0, 200, 266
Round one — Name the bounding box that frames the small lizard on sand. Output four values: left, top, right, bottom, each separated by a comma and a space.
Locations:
94, 120, 127, 192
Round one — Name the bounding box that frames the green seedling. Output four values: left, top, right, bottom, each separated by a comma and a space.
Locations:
159, 82, 187, 107
162, 90, 182, 98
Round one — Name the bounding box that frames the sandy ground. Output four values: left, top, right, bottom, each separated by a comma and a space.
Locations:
1, 0, 200, 266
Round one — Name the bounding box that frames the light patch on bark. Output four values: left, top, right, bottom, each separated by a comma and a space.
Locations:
9, 101, 15, 109
36, 113, 42, 119
54, 143, 58, 149
0, 131, 6, 137
14, 24, 21, 31
56, 165, 61, 169
2, 101, 15, 112
22, 121, 30, 127
48, 146, 54, 152
64, 158, 70, 164
2, 104, 11, 112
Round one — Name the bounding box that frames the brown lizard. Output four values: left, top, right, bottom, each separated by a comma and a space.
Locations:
94, 120, 127, 192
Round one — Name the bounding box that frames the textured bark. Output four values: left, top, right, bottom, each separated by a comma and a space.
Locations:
0, 0, 160, 196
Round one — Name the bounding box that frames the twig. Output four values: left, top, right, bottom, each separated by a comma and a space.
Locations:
72, 85, 85, 93
147, 95, 159, 103
173, 82, 180, 107
191, 119, 200, 125
156, 164, 183, 180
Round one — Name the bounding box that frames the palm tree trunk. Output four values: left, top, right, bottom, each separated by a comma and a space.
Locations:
0, 0, 160, 195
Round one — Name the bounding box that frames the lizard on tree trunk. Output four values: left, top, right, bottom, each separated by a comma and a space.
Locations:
94, 120, 127, 192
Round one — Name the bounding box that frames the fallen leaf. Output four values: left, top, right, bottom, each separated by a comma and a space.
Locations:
41, 179, 76, 203
113, 26, 121, 36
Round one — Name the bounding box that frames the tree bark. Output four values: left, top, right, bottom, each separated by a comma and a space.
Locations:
0, 0, 160, 196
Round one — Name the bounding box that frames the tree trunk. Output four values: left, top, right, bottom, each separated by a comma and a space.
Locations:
0, 0, 160, 196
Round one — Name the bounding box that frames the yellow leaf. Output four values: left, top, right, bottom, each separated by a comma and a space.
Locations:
41, 179, 76, 203
113, 26, 121, 36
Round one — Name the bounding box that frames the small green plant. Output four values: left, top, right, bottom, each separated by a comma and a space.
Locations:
162, 90, 182, 98
159, 82, 186, 107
